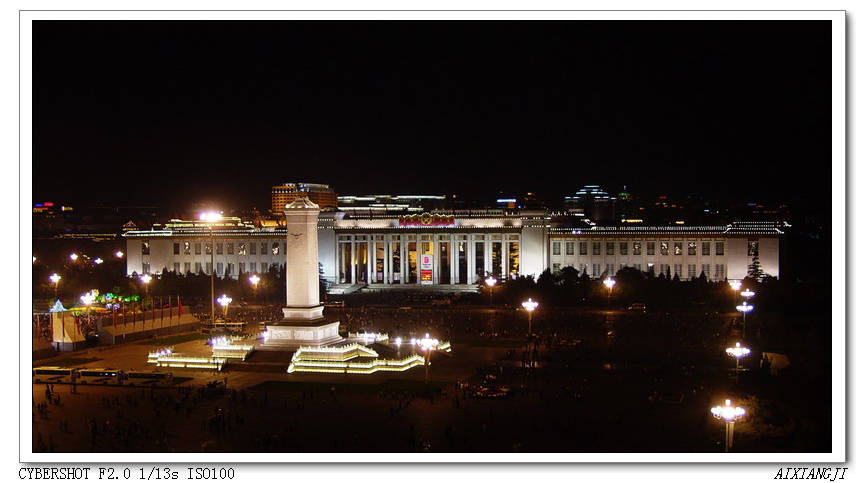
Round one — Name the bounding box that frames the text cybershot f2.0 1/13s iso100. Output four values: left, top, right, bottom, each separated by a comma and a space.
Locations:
18, 467, 235, 480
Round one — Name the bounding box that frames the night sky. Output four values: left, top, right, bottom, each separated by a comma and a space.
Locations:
31, 20, 832, 214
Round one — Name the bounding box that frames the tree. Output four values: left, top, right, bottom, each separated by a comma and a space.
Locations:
747, 256, 766, 282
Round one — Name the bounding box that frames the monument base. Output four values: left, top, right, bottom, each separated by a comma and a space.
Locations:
263, 314, 343, 349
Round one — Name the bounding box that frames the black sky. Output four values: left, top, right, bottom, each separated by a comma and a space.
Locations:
31, 20, 832, 214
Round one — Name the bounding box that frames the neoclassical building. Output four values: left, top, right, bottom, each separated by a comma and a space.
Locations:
124, 209, 784, 287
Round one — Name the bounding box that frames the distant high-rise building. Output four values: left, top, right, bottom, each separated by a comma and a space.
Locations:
271, 183, 338, 214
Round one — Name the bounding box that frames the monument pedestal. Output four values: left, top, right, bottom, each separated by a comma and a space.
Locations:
263, 305, 343, 349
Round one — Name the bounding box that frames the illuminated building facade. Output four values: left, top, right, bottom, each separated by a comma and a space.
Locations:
271, 183, 338, 214
124, 211, 784, 286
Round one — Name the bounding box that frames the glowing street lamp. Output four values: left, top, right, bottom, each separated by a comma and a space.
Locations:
726, 342, 751, 382
736, 302, 754, 339
249, 274, 260, 302
49, 273, 61, 299
140, 273, 152, 295
69, 253, 79, 262
728, 280, 742, 292
485, 276, 497, 306
200, 211, 223, 324
217, 294, 232, 319
522, 298, 538, 336
115, 251, 124, 258
415, 333, 439, 383
603, 278, 616, 306
711, 399, 746, 452
80, 290, 97, 328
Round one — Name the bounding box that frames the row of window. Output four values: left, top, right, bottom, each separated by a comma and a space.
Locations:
167, 261, 283, 276
551, 262, 726, 279
337, 234, 521, 242
551, 241, 731, 257
143, 241, 286, 257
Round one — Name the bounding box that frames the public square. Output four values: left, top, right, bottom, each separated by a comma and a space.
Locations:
30, 302, 801, 455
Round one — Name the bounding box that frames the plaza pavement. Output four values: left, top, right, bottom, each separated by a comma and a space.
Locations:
29, 306, 744, 457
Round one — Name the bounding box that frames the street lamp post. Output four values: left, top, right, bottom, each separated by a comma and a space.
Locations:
140, 273, 152, 327
200, 212, 223, 325
140, 273, 152, 295
217, 294, 232, 319
736, 301, 753, 340
739, 289, 755, 338
711, 399, 746, 452
249, 274, 260, 303
522, 298, 538, 336
415, 333, 439, 384
485, 276, 496, 306
603, 278, 616, 307
726, 342, 751, 383
49, 273, 61, 300
80, 291, 96, 346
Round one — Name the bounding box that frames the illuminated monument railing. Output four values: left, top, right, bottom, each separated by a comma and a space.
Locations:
347, 332, 389, 342
286, 339, 450, 374
210, 336, 255, 361
152, 355, 226, 371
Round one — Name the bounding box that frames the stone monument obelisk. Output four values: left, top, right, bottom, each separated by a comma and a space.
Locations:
264, 195, 342, 348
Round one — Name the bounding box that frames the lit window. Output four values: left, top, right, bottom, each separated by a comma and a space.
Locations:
238, 243, 246, 256
748, 241, 759, 257
674, 242, 682, 256
633, 242, 641, 255
272, 243, 280, 255
142, 242, 150, 256
660, 242, 669, 256
184, 242, 192, 255
688, 242, 696, 256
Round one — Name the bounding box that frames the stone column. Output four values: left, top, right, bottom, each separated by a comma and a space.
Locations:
282, 196, 323, 321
